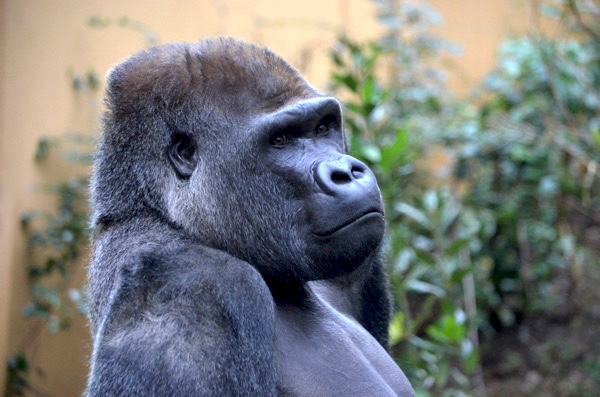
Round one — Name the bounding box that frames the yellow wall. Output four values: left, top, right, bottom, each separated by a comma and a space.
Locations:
0, 1, 534, 395
429, 0, 538, 94
0, 0, 9, 392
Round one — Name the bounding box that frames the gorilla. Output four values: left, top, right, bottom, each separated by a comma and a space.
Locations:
86, 37, 415, 397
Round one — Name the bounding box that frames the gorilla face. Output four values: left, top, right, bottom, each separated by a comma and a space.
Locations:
254, 97, 385, 280
169, 95, 385, 283
103, 39, 385, 284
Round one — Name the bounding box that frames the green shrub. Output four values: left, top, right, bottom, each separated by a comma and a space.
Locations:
330, 1, 599, 395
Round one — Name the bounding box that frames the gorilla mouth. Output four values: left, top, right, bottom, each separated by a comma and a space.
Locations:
313, 209, 383, 238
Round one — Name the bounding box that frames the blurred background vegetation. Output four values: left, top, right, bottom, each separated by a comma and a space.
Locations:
4, 0, 600, 396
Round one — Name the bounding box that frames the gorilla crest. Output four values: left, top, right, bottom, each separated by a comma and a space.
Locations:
87, 37, 415, 397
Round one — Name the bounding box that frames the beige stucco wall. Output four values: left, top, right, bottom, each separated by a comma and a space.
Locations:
0, 0, 8, 393
0, 0, 535, 395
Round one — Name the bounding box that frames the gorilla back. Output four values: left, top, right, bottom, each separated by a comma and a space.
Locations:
87, 37, 415, 396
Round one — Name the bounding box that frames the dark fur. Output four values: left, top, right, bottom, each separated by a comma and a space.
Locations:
87, 37, 394, 396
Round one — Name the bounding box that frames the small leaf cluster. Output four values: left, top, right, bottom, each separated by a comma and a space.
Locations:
7, 135, 93, 395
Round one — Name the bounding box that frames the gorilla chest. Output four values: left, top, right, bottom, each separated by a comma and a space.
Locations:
274, 300, 413, 397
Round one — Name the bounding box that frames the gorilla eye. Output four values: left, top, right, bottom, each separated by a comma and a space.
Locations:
270, 133, 290, 147
315, 123, 329, 135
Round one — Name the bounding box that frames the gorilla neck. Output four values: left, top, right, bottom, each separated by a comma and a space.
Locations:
265, 252, 378, 307
264, 277, 311, 307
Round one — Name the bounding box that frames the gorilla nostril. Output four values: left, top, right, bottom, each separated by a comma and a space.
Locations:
351, 165, 365, 178
331, 170, 352, 184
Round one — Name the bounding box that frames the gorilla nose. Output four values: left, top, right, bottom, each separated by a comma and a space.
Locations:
314, 156, 373, 196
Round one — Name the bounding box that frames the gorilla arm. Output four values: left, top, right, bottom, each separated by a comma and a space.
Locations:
86, 234, 277, 397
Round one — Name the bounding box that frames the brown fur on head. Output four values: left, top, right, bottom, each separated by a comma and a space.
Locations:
105, 37, 316, 120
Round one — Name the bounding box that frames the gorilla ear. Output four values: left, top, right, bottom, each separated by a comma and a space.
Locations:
168, 133, 198, 179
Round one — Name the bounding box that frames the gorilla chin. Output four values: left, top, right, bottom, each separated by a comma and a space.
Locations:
310, 211, 386, 278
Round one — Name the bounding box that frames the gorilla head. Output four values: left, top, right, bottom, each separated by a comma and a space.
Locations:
93, 37, 385, 289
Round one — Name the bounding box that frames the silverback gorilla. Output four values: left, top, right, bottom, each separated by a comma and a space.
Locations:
86, 37, 415, 396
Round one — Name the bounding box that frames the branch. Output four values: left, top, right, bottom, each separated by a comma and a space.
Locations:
568, 0, 600, 44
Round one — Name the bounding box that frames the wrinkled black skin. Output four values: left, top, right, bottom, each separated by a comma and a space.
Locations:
87, 38, 412, 396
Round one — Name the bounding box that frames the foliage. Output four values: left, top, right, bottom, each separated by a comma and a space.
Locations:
6, 126, 95, 397
455, 0, 600, 325
88, 15, 158, 46
331, 0, 600, 395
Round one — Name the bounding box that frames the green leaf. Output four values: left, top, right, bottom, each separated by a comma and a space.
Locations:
380, 128, 409, 172
414, 248, 436, 266
20, 212, 33, 229
330, 49, 344, 67
447, 237, 471, 256
540, 4, 560, 19
48, 315, 60, 334
423, 190, 439, 214
389, 311, 405, 345
34, 137, 54, 162
368, 105, 386, 124
362, 143, 382, 163
331, 72, 358, 92
462, 339, 479, 374
21, 303, 36, 319
362, 77, 376, 105
437, 360, 449, 387
426, 313, 466, 344
32, 284, 61, 309
409, 335, 438, 351
347, 102, 366, 117
406, 279, 446, 298
394, 202, 432, 230
591, 129, 600, 152
440, 201, 461, 234
394, 248, 413, 273
84, 69, 100, 91
7, 354, 28, 372
450, 266, 472, 284
87, 15, 110, 27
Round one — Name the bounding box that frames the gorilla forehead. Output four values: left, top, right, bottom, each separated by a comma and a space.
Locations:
107, 37, 317, 118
